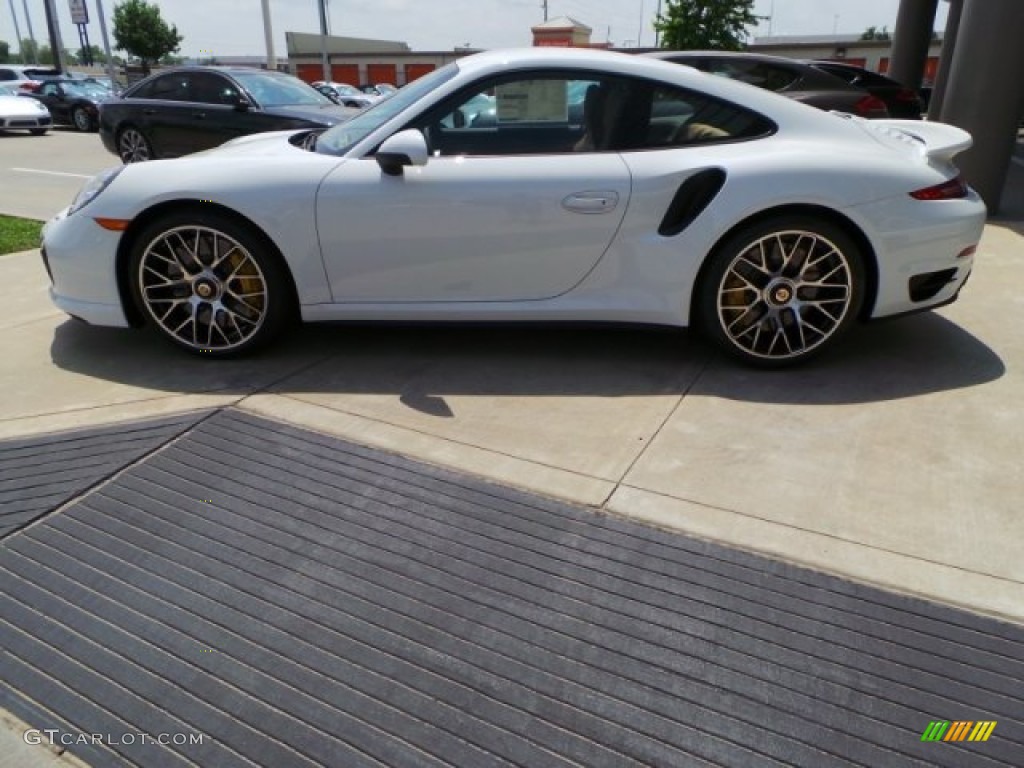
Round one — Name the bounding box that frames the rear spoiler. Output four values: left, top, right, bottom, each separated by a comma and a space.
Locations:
864, 119, 973, 163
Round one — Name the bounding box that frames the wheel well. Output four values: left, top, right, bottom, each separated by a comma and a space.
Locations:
689, 203, 879, 326
115, 200, 300, 327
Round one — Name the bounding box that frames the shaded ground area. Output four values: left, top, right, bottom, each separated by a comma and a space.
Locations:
1, 410, 1021, 767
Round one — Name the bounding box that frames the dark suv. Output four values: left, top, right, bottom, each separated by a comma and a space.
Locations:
98, 66, 357, 162
645, 51, 890, 119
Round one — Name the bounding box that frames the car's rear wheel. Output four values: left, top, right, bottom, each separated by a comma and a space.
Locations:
697, 216, 865, 367
130, 211, 294, 357
118, 126, 151, 162
72, 106, 92, 132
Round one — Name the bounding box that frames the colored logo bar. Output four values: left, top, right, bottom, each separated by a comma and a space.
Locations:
921, 721, 997, 742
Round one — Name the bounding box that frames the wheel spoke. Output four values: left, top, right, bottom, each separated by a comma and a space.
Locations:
717, 228, 855, 361
139, 225, 269, 352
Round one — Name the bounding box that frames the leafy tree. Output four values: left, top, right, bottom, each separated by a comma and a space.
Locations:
18, 38, 39, 64
655, 0, 759, 51
76, 45, 108, 65
860, 25, 892, 41
0, 40, 10, 64
112, 0, 182, 73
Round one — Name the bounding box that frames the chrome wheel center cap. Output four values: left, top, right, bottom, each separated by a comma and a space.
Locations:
195, 281, 217, 300
765, 280, 796, 308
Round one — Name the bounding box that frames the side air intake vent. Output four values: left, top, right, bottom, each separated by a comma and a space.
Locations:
658, 168, 727, 237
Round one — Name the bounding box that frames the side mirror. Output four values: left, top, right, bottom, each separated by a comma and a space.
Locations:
376, 129, 429, 176
233, 95, 252, 112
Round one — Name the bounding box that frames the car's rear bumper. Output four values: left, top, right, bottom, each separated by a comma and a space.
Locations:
853, 189, 986, 318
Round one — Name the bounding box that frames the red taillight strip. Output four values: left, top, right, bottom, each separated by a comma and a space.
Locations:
910, 175, 968, 201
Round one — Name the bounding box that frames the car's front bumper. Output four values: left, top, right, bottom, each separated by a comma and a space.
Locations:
41, 207, 129, 327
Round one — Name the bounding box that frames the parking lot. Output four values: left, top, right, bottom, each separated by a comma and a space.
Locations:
2, 127, 1023, 766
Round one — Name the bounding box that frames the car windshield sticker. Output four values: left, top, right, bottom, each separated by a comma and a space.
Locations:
496, 80, 568, 123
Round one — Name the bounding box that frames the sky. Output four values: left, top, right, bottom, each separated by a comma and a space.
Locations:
1, 1, 950, 60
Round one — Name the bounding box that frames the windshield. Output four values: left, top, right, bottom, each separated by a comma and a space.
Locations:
316, 62, 459, 155
64, 82, 109, 99
232, 71, 332, 107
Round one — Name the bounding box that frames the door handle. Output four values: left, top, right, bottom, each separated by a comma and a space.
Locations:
143, 108, 156, 115
562, 190, 620, 214
193, 112, 206, 119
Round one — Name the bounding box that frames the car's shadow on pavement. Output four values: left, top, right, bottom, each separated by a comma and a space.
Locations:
49, 311, 1004, 409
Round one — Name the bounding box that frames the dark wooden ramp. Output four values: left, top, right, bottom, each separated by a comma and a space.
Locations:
1, 409, 1021, 767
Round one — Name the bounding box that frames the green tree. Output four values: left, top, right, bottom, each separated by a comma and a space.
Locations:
112, 0, 183, 73
75, 44, 108, 65
0, 40, 10, 64
18, 38, 39, 64
655, 0, 759, 51
860, 25, 891, 41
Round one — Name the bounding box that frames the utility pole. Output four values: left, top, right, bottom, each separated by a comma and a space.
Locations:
541, 0, 547, 22
317, 0, 329, 83
6, 0, 24, 61
94, 0, 117, 87
20, 0, 38, 63
655, 0, 662, 47
261, 0, 276, 71
42, 0, 64, 71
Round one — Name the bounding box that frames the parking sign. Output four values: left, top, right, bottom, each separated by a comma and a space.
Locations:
69, 0, 89, 24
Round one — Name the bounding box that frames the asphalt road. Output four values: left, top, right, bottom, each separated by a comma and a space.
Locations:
0, 127, 118, 221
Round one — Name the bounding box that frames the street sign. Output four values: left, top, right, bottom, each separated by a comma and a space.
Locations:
69, 0, 89, 24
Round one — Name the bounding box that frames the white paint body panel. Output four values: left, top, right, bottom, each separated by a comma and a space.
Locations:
40, 48, 986, 338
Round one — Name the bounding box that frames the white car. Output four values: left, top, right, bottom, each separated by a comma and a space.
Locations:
41, 48, 985, 366
0, 84, 52, 134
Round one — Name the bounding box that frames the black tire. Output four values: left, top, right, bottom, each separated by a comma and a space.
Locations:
117, 125, 152, 162
129, 210, 295, 357
72, 106, 92, 132
697, 215, 866, 367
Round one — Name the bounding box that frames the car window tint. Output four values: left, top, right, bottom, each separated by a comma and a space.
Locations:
703, 59, 800, 91
410, 71, 772, 156
189, 73, 240, 104
40, 83, 60, 96
0, 69, 17, 81
141, 74, 189, 101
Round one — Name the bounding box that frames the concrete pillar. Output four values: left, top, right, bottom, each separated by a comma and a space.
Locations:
928, 0, 963, 121
889, 0, 939, 89
941, 0, 1024, 212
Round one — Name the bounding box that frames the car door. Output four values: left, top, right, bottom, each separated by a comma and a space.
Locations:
183, 72, 257, 152
127, 73, 194, 157
35, 82, 67, 122
316, 72, 631, 303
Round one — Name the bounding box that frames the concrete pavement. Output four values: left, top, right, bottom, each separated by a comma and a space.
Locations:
1, 131, 1022, 626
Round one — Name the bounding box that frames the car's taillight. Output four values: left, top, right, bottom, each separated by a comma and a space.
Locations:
910, 175, 969, 201
854, 94, 888, 117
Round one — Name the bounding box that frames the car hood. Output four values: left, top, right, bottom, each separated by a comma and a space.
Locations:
192, 129, 317, 158
0, 95, 50, 117
262, 103, 359, 125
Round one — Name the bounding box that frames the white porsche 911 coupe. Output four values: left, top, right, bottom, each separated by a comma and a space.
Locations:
41, 48, 985, 366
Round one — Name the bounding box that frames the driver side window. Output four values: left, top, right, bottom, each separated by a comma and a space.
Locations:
411, 73, 601, 157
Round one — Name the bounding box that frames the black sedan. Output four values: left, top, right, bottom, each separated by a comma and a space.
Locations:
22, 78, 109, 131
645, 51, 890, 119
808, 61, 924, 119
98, 66, 357, 163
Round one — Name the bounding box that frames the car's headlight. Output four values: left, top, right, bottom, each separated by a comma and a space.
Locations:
68, 167, 123, 216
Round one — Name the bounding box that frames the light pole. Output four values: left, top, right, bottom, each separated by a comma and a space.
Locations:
261, 0, 276, 70
317, 0, 329, 83
6, 0, 24, 62
20, 0, 38, 62
94, 0, 117, 87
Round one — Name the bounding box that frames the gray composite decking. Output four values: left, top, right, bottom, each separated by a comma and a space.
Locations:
1, 409, 1021, 768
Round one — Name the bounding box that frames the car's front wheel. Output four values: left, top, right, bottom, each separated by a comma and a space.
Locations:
129, 211, 294, 357
697, 216, 866, 367
117, 126, 152, 162
72, 106, 92, 132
